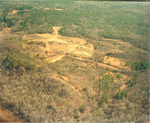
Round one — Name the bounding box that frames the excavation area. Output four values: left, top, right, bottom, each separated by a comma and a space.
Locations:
22, 27, 94, 63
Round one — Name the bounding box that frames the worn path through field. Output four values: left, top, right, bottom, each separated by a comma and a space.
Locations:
51, 27, 58, 41
44, 27, 58, 48
52, 74, 83, 97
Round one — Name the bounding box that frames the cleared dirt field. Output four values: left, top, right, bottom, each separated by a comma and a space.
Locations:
22, 27, 94, 63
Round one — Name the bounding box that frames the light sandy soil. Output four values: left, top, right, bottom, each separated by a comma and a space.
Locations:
45, 8, 51, 10
12, 10, 20, 14
96, 55, 131, 71
45, 8, 64, 11
55, 9, 64, 11
11, 10, 31, 14
23, 27, 94, 63
1, 28, 11, 33
45, 54, 65, 63
119, 84, 127, 90
103, 56, 125, 68
97, 62, 121, 71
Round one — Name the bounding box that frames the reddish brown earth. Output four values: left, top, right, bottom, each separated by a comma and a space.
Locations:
0, 106, 24, 122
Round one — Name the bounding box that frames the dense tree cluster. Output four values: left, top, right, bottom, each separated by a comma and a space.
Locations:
0, 0, 149, 50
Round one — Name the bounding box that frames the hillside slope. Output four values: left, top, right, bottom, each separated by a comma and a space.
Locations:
0, 0, 149, 122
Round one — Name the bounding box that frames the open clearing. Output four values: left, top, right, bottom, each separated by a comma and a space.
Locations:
22, 27, 94, 63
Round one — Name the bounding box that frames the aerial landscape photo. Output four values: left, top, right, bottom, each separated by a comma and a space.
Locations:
0, 0, 149, 122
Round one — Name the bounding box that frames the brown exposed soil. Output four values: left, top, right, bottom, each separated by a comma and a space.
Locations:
0, 106, 24, 122
97, 62, 121, 71
103, 56, 125, 68
2, 28, 11, 33
45, 8, 51, 10
12, 10, 20, 14
22, 27, 94, 63
11, 10, 31, 14
45, 8, 64, 11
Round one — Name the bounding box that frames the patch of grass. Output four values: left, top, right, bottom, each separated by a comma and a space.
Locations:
100, 93, 109, 106
58, 89, 68, 97
115, 90, 127, 100
100, 73, 115, 91
79, 103, 86, 113
26, 41, 46, 47
125, 61, 133, 67
99, 58, 104, 63
128, 79, 135, 87
74, 110, 81, 119
132, 61, 149, 71
116, 72, 122, 79
125, 61, 149, 71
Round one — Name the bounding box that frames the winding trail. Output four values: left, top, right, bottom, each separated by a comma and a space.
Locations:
23, 26, 94, 63
51, 27, 58, 41
52, 74, 83, 97
44, 27, 59, 49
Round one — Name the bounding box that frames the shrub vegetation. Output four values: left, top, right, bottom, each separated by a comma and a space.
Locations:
2, 52, 36, 70
0, 0, 149, 122
132, 61, 149, 71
